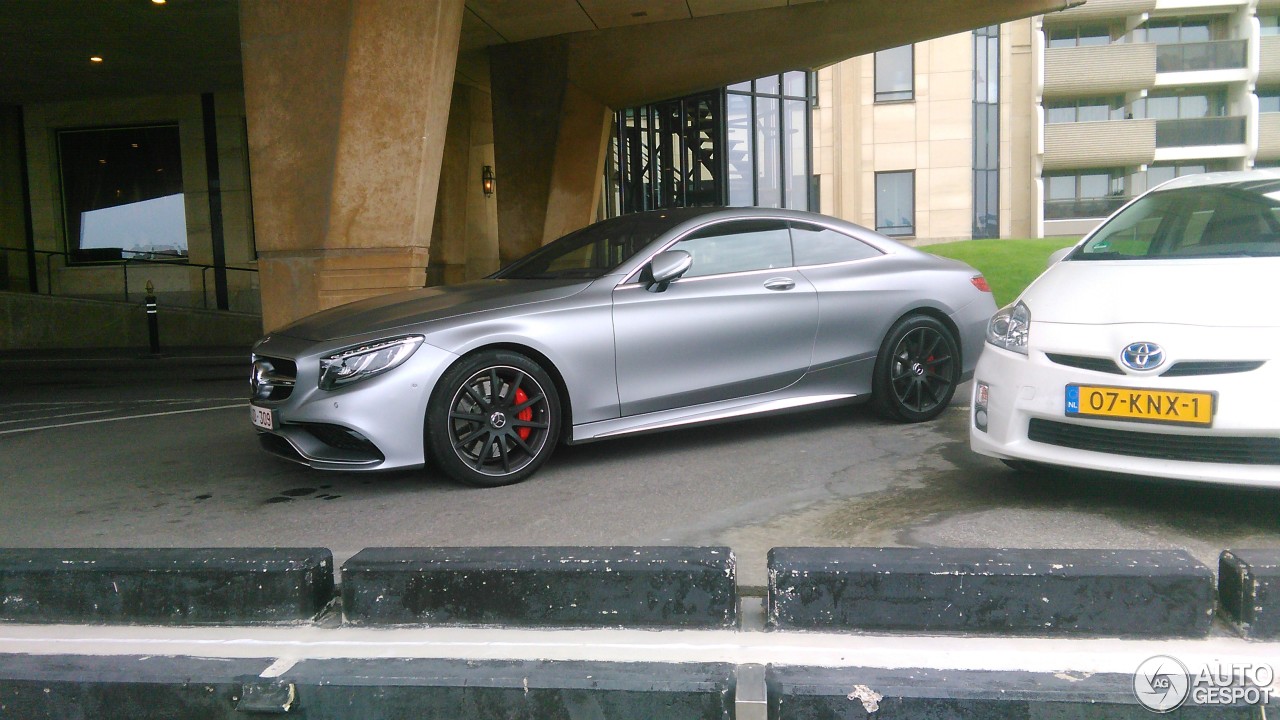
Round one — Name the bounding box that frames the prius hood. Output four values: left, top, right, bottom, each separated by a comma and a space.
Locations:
1023, 257, 1280, 328
275, 279, 591, 342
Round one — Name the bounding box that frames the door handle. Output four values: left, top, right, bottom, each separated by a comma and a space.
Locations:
763, 277, 796, 291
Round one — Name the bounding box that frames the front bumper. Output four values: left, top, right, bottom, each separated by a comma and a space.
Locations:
249, 333, 460, 471
969, 323, 1280, 488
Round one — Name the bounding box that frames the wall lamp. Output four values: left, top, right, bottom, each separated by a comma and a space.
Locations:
481, 165, 495, 197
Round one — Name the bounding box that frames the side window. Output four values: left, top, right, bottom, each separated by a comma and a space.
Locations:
791, 222, 883, 266
676, 220, 792, 278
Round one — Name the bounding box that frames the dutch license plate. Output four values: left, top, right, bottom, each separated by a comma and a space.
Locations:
250, 405, 275, 431
1065, 384, 1215, 427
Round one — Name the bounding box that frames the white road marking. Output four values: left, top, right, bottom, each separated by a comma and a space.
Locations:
0, 403, 247, 435
0, 409, 113, 425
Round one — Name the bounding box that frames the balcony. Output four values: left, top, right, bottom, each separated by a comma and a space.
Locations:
1258, 113, 1280, 161
1049, 0, 1156, 22
1044, 43, 1156, 97
1154, 116, 1246, 147
1043, 119, 1156, 171
1260, 36, 1280, 85
1044, 196, 1131, 221
1155, 39, 1246, 73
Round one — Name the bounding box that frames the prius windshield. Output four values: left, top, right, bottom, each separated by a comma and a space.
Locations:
1072, 185, 1280, 260
494, 209, 711, 280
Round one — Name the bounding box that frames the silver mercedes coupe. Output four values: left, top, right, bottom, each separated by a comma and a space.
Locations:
250, 207, 996, 486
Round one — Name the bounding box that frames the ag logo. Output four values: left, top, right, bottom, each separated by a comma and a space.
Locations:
1134, 655, 1191, 713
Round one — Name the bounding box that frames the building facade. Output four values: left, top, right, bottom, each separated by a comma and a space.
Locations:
812, 0, 1280, 242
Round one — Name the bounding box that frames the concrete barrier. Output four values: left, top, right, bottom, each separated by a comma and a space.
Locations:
341, 546, 737, 628
278, 659, 734, 718
766, 665, 1259, 719
0, 656, 734, 719
0, 548, 334, 625
0, 654, 273, 718
768, 547, 1214, 637
1219, 548, 1280, 639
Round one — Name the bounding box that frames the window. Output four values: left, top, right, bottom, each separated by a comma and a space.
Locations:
790, 222, 882, 266
1139, 17, 1213, 44
1261, 15, 1280, 37
57, 125, 187, 261
974, 25, 1000, 239
676, 220, 792, 278
1145, 162, 1228, 192
1045, 97, 1125, 124
874, 45, 914, 102
1260, 88, 1280, 114
1136, 90, 1225, 119
875, 171, 915, 236
1047, 24, 1112, 48
1044, 169, 1128, 219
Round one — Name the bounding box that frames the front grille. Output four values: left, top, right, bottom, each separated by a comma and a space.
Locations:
1045, 354, 1266, 378
252, 355, 297, 401
1046, 353, 1122, 374
1162, 360, 1266, 377
1028, 419, 1280, 466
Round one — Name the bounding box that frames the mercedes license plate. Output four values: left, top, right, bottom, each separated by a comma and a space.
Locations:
250, 405, 275, 431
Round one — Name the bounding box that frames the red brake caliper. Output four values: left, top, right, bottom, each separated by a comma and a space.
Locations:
514, 388, 532, 441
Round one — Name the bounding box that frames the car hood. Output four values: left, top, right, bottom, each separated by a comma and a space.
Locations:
275, 279, 591, 342
1024, 258, 1279, 327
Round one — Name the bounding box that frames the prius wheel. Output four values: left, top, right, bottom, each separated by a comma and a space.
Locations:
872, 314, 960, 423
427, 351, 560, 487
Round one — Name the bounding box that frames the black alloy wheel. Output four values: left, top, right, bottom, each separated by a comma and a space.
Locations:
426, 350, 560, 487
872, 314, 960, 423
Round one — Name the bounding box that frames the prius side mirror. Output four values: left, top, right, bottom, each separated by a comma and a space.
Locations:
642, 250, 693, 292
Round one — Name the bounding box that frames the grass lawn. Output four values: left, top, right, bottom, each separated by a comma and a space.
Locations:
924, 238, 1079, 307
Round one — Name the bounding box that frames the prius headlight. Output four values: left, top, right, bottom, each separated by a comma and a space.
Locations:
986, 301, 1030, 355
318, 335, 424, 390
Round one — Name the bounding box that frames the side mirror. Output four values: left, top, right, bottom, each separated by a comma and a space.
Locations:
1047, 246, 1073, 267
643, 250, 693, 292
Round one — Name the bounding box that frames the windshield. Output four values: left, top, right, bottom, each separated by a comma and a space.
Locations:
493, 211, 704, 280
1072, 185, 1280, 260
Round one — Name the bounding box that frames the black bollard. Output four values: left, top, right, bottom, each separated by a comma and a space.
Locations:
145, 280, 160, 354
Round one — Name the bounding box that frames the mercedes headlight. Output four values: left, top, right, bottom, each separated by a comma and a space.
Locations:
318, 336, 424, 390
986, 301, 1030, 355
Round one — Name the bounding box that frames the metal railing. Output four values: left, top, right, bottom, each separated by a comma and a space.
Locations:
1044, 196, 1131, 220
0, 246, 260, 315
1155, 116, 1246, 147
1156, 39, 1247, 73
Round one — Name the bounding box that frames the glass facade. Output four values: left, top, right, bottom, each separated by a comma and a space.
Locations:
607, 72, 813, 217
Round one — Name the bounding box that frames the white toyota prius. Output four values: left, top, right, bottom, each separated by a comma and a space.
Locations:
972, 171, 1280, 487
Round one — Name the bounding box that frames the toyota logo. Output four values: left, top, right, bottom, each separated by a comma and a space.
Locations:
1121, 342, 1165, 371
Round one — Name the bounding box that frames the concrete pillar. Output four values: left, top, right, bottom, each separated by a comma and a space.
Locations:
490, 41, 612, 265
0, 105, 30, 292
240, 0, 464, 332
431, 83, 500, 286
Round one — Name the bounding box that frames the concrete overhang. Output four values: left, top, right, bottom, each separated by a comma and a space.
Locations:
474, 0, 1085, 108
0, 0, 1079, 107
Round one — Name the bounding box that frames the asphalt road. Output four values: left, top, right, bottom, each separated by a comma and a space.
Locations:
2, 349, 1278, 589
